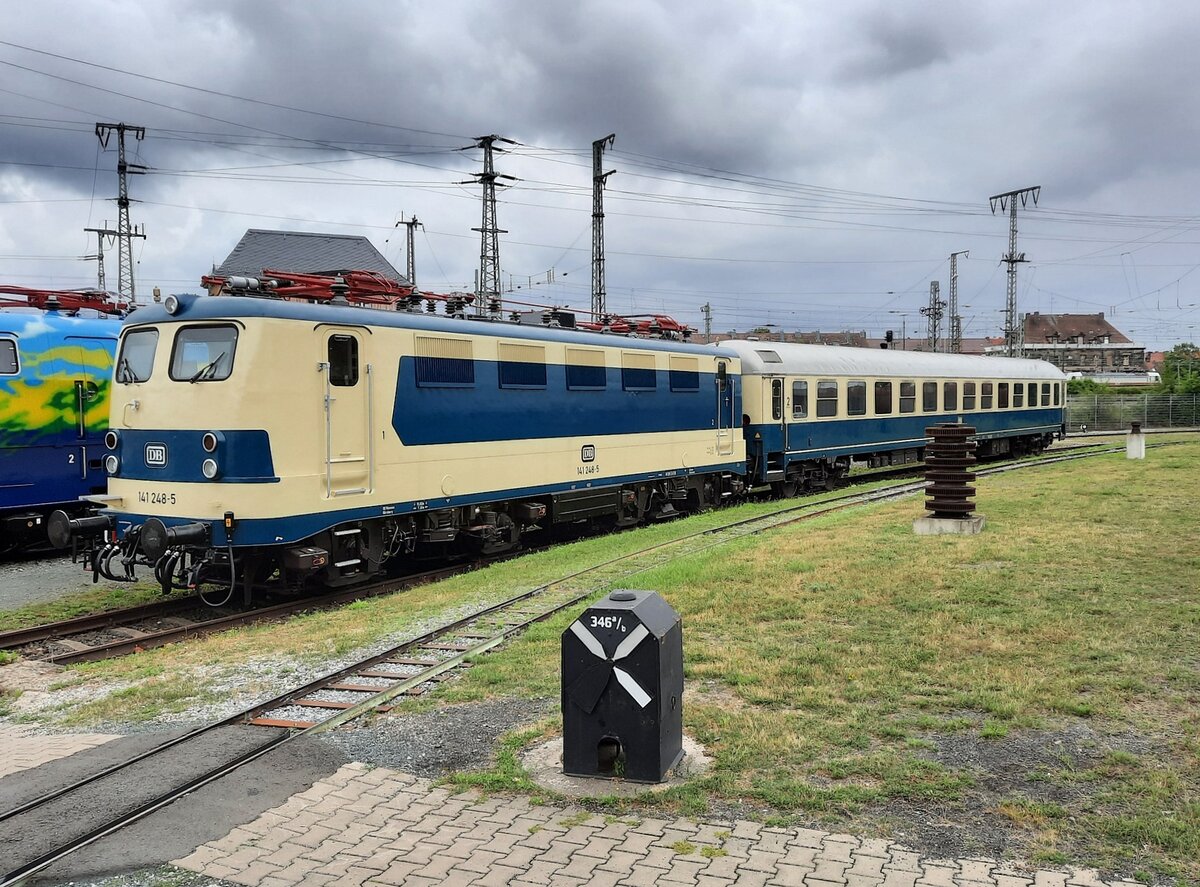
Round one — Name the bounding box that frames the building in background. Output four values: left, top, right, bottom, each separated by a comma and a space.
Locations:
983, 312, 1146, 374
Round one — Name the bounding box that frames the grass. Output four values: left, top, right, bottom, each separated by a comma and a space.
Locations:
7, 438, 1199, 877
0, 579, 171, 631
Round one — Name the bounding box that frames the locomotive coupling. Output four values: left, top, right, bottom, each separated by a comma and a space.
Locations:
47, 510, 116, 549
140, 518, 210, 561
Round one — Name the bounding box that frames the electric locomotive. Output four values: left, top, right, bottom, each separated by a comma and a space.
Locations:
0, 306, 120, 551
725, 340, 1068, 495
51, 291, 746, 600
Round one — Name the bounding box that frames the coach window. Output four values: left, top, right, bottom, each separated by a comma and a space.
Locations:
963, 382, 976, 410
944, 381, 958, 411
847, 380, 867, 416
999, 382, 1010, 409
922, 381, 938, 412
1013, 383, 1025, 408
981, 382, 994, 409
792, 380, 808, 418
874, 381, 893, 414
816, 380, 838, 417
900, 381, 916, 413
0, 339, 17, 375
771, 379, 783, 420
1041, 383, 1051, 406
1027, 381, 1037, 405
170, 325, 237, 382
328, 335, 359, 386
1054, 383, 1061, 405
116, 328, 158, 383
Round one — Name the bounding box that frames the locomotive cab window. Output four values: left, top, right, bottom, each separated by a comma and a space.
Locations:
169, 325, 237, 382
792, 380, 808, 418
328, 335, 359, 386
1013, 383, 1025, 408
847, 380, 867, 416
999, 382, 1010, 408
116, 328, 158, 383
816, 380, 838, 417
0, 339, 17, 375
874, 381, 893, 415
944, 381, 958, 411
981, 382, 994, 409
922, 381, 938, 412
900, 381, 916, 413
963, 382, 976, 410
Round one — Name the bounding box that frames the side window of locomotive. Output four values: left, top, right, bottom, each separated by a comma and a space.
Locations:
0, 338, 17, 375
962, 382, 977, 410
1041, 383, 1051, 406
816, 380, 838, 417
874, 381, 893, 414
169, 325, 237, 382
981, 382, 994, 409
668, 356, 699, 392
792, 380, 808, 419
999, 382, 1010, 408
116, 328, 158, 382
943, 381, 958, 411
900, 381, 916, 413
922, 381, 938, 412
328, 335, 359, 386
566, 347, 606, 390
1013, 383, 1025, 408
847, 380, 867, 416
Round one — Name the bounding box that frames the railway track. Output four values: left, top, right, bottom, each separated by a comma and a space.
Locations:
0, 439, 1122, 667
0, 441, 1157, 885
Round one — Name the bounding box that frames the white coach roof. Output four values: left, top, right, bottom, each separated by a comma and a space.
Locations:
717, 340, 1067, 381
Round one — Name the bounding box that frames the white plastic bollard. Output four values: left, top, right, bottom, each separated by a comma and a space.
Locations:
1127, 422, 1146, 460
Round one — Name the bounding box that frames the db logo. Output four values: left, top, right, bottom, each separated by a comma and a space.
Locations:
580, 444, 596, 463
145, 443, 168, 467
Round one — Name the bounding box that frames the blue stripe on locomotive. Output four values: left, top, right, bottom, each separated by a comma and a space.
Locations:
111, 460, 746, 548
392, 360, 735, 445
105, 429, 277, 483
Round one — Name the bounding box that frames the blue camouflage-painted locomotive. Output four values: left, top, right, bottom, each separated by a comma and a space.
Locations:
0, 309, 119, 551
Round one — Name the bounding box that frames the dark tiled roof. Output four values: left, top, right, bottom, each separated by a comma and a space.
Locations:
1023, 312, 1131, 344
215, 229, 408, 284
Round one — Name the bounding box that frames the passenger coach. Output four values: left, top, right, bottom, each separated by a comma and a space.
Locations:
722, 341, 1067, 495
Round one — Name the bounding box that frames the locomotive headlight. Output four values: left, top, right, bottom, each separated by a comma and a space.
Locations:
201, 458, 220, 480
201, 432, 219, 453
104, 430, 120, 450
104, 454, 120, 475
163, 294, 180, 315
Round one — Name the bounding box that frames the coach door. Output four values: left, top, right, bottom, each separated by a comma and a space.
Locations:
320, 330, 373, 497
715, 361, 735, 456
769, 377, 788, 451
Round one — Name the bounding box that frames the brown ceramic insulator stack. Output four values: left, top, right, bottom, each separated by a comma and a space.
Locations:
924, 424, 977, 518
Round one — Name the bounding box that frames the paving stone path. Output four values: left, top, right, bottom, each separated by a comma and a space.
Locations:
0, 725, 120, 778
176, 762, 1145, 887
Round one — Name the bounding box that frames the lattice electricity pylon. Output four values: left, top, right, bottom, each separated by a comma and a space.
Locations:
921, 281, 946, 351
948, 250, 968, 353
591, 133, 616, 319
95, 123, 148, 304
464, 135, 516, 317
989, 186, 1041, 357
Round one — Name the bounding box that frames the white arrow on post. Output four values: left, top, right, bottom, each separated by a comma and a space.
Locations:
569, 621, 652, 708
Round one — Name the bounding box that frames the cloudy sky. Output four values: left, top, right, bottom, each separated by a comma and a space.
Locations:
3, 0, 1200, 348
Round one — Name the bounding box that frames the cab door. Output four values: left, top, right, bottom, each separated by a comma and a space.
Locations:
320, 330, 372, 497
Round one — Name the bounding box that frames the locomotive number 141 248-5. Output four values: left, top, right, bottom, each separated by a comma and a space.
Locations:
137, 490, 177, 506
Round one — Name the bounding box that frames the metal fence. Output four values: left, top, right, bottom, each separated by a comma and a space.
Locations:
1065, 394, 1200, 432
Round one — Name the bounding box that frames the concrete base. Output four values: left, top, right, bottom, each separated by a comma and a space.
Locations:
913, 514, 986, 535
521, 734, 711, 798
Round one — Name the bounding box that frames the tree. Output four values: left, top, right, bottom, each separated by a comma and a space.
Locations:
1162, 343, 1200, 394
